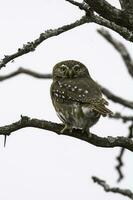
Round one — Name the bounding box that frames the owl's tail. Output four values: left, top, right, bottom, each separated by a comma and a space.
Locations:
92, 103, 113, 117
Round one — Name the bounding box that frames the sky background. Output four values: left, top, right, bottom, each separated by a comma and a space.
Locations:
0, 0, 132, 199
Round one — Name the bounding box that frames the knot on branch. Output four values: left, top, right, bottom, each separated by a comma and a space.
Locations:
22, 42, 36, 52
20, 115, 30, 124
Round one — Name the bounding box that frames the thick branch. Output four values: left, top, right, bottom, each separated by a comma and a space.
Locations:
98, 28, 133, 78
85, 0, 133, 30
66, 0, 133, 42
85, 0, 122, 24
92, 176, 133, 199
119, 0, 133, 11
1, 116, 133, 152
0, 16, 89, 69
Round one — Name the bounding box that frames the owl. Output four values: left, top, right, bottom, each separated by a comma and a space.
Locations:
50, 60, 112, 135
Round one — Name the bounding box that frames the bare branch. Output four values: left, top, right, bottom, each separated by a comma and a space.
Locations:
116, 124, 133, 182
97, 28, 133, 78
66, 0, 90, 12
85, 0, 133, 30
0, 16, 89, 69
119, 0, 133, 11
1, 1, 133, 70
100, 86, 133, 110
85, 0, 121, 24
116, 147, 125, 182
92, 15, 133, 42
66, 0, 133, 42
92, 176, 133, 199
1, 115, 133, 152
0, 67, 52, 81
110, 112, 133, 123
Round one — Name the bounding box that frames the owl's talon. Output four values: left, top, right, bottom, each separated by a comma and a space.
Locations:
87, 132, 92, 138
60, 124, 72, 134
86, 128, 92, 138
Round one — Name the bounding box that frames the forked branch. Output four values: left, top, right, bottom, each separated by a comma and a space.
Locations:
92, 176, 133, 199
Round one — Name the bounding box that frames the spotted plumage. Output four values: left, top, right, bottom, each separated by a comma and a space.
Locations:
50, 60, 113, 135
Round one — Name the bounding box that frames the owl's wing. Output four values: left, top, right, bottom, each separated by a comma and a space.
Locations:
72, 78, 113, 116
51, 78, 113, 116
88, 98, 113, 116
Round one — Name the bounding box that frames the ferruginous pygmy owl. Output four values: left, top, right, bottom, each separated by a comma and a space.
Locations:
50, 60, 113, 135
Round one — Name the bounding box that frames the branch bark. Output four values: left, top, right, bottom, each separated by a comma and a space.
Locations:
0, 15, 89, 69
67, 0, 133, 42
119, 0, 133, 11
0, 67, 52, 81
85, 0, 122, 24
92, 176, 133, 199
1, 1, 133, 70
100, 86, 133, 110
1, 115, 133, 152
85, 0, 133, 30
97, 28, 133, 78
116, 124, 133, 182
110, 112, 133, 122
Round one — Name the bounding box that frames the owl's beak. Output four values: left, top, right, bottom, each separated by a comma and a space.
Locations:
68, 70, 74, 78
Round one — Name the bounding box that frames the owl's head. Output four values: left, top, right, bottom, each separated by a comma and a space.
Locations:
52, 60, 90, 81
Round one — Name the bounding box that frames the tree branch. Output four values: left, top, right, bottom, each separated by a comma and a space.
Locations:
116, 124, 133, 182
97, 28, 133, 78
85, 0, 122, 25
85, 0, 133, 30
92, 15, 133, 42
1, 1, 133, 70
92, 176, 133, 199
100, 86, 133, 110
66, 0, 133, 42
0, 15, 89, 69
110, 112, 133, 123
1, 115, 133, 152
119, 0, 133, 11
0, 67, 52, 81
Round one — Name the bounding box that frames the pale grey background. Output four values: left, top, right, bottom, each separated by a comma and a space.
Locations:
0, 0, 132, 199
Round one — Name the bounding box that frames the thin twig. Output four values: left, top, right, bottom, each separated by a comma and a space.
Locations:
0, 67, 52, 81
101, 86, 133, 110
1, 115, 133, 152
110, 112, 133, 123
116, 124, 133, 182
92, 176, 133, 199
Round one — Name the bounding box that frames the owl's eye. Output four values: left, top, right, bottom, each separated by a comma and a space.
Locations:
60, 64, 68, 72
73, 64, 80, 72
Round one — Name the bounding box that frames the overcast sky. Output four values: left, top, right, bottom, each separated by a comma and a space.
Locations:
0, 0, 132, 200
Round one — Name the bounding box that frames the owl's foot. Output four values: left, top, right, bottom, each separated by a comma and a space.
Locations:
82, 128, 91, 138
87, 131, 92, 138
61, 124, 72, 134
